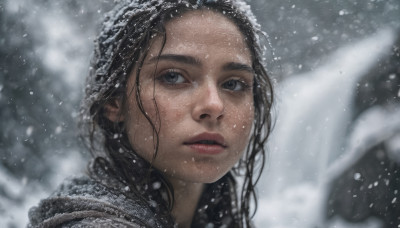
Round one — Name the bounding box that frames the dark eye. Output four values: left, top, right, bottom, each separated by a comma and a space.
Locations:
159, 71, 186, 84
222, 79, 247, 91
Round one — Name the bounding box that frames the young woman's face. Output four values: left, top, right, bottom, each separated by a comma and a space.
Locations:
122, 10, 254, 184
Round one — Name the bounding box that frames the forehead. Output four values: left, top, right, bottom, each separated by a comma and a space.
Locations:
145, 9, 251, 65
165, 9, 247, 47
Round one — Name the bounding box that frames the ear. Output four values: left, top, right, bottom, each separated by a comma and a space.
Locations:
104, 98, 124, 122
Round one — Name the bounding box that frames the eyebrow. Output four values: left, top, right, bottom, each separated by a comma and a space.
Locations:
148, 54, 253, 73
222, 62, 254, 74
148, 54, 201, 66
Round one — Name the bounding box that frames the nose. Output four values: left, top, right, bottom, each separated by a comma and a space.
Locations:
192, 83, 224, 122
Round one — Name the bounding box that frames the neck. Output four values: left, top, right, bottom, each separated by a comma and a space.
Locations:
169, 179, 204, 228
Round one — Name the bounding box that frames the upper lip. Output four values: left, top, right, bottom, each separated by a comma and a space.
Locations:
184, 132, 227, 147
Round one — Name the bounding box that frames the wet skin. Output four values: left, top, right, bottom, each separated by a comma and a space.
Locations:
109, 9, 255, 185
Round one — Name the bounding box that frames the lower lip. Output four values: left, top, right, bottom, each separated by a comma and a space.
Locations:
186, 144, 225, 154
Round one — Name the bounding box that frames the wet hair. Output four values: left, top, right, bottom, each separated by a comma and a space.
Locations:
80, 0, 274, 227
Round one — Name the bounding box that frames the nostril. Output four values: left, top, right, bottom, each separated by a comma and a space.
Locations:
200, 114, 208, 119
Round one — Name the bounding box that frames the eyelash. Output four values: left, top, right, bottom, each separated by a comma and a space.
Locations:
157, 70, 188, 85
221, 79, 251, 92
156, 69, 252, 92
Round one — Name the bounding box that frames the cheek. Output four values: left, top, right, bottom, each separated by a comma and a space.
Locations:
230, 102, 254, 148
158, 98, 185, 119
155, 96, 188, 138
123, 94, 159, 162
230, 101, 254, 129
231, 103, 254, 144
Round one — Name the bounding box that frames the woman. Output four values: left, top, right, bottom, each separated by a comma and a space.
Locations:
28, 0, 273, 227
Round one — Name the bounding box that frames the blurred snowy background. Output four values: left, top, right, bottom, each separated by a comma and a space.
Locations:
0, 0, 399, 227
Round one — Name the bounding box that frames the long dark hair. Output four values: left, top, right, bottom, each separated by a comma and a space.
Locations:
80, 0, 274, 227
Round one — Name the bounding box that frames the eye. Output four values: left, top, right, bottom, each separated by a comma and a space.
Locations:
222, 79, 249, 91
158, 70, 187, 84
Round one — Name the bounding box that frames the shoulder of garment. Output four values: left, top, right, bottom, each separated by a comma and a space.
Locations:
27, 175, 173, 228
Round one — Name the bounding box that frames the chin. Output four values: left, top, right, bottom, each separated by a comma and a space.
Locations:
168, 165, 231, 184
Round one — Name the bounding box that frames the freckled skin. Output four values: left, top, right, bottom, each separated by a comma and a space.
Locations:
123, 10, 254, 184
